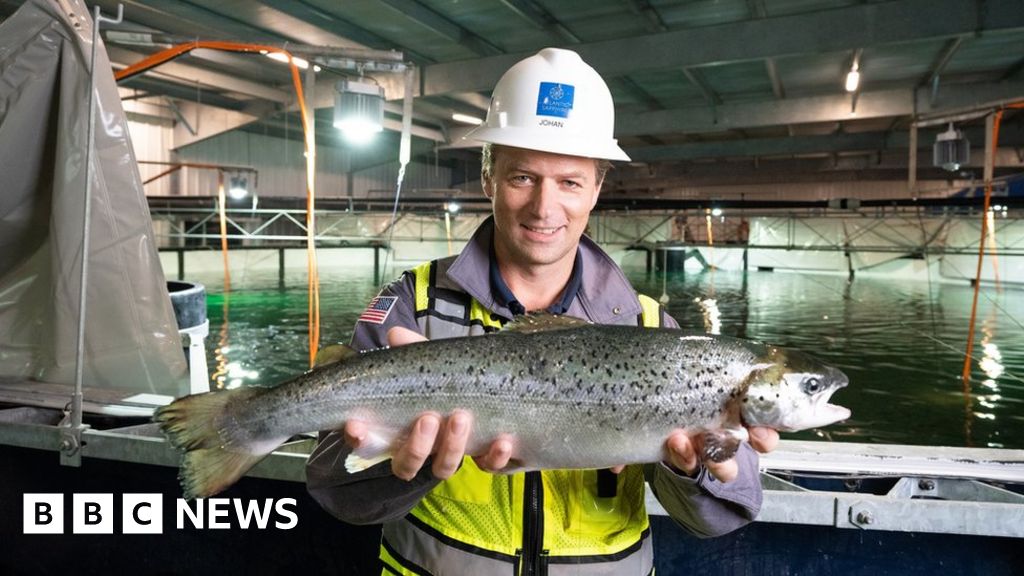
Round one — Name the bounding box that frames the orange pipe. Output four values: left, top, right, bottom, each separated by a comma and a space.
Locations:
117, 42, 321, 365
216, 171, 232, 292
960, 108, 1007, 383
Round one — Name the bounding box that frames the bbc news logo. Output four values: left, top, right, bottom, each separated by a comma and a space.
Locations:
23, 494, 298, 534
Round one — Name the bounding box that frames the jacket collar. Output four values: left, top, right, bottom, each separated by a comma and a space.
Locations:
447, 217, 642, 323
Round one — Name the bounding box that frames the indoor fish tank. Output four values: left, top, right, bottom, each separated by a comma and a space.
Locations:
190, 265, 1024, 451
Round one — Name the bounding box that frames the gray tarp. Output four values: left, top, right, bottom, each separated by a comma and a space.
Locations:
0, 0, 188, 395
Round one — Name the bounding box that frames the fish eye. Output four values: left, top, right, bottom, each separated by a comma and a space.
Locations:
802, 377, 823, 394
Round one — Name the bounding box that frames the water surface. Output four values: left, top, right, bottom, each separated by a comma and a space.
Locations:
190, 265, 1024, 450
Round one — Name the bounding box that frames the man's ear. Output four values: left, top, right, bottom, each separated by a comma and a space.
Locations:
482, 176, 495, 199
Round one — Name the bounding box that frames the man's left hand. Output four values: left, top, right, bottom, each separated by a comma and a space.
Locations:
609, 427, 779, 482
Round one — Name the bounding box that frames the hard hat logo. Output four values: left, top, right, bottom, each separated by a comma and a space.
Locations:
464, 47, 630, 162
536, 82, 574, 119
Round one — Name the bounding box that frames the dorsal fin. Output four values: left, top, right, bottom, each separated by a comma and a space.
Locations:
313, 343, 359, 367
502, 313, 590, 334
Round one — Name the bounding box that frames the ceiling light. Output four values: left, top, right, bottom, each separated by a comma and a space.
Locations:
451, 113, 483, 125
228, 176, 248, 199
445, 202, 461, 214
845, 66, 860, 92
263, 51, 320, 72
933, 123, 969, 172
334, 78, 385, 144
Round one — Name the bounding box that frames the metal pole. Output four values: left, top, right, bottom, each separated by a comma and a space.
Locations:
65, 3, 124, 466
908, 124, 918, 194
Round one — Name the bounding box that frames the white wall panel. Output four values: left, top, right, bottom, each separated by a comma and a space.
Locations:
128, 120, 174, 196
175, 132, 350, 198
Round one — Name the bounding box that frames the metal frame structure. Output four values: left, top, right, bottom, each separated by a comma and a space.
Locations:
148, 203, 1024, 257
1, 405, 1021, 538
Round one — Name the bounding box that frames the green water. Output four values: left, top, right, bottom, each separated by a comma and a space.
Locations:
191, 266, 1024, 450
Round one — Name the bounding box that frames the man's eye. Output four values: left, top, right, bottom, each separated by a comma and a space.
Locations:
510, 175, 532, 185
564, 180, 581, 189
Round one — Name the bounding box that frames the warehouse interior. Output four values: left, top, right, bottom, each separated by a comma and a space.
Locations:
2, 2, 1024, 574
3, 0, 1022, 204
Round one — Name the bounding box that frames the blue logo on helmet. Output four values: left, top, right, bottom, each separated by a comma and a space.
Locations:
536, 82, 574, 119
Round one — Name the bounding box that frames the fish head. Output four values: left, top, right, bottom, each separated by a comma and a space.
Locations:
740, 347, 851, 432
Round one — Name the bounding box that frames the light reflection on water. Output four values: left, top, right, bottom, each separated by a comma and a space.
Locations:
192, 266, 1024, 450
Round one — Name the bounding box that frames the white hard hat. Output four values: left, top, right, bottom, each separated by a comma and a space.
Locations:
465, 48, 630, 162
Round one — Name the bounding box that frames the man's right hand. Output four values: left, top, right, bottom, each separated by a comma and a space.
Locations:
342, 326, 515, 481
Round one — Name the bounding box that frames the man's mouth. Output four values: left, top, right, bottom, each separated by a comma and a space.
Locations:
522, 224, 563, 235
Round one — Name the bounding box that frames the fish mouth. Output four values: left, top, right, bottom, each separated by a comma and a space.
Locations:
819, 402, 852, 423
810, 387, 851, 427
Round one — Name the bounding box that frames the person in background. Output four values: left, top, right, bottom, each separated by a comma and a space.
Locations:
307, 47, 778, 575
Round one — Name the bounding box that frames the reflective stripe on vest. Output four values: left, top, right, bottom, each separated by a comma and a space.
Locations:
412, 261, 503, 338
379, 517, 655, 576
385, 258, 663, 575
636, 294, 661, 329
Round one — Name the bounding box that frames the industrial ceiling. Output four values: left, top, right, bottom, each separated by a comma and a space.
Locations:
2, 0, 1023, 193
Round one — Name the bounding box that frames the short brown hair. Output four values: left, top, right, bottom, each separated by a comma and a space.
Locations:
481, 143, 612, 185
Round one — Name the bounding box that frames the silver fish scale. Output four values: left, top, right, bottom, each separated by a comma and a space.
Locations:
231, 326, 766, 469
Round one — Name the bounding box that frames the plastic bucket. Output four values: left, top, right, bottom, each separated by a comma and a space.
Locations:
167, 281, 209, 394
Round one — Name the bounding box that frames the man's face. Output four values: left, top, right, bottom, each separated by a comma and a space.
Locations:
484, 146, 602, 271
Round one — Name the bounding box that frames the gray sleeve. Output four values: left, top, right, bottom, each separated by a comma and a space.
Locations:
644, 443, 762, 538
305, 271, 437, 524
305, 430, 443, 525
349, 271, 421, 353
647, 307, 762, 537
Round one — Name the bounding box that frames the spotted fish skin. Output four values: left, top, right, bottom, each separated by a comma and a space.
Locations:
156, 319, 850, 498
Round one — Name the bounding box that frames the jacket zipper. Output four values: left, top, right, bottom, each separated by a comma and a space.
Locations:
521, 471, 544, 576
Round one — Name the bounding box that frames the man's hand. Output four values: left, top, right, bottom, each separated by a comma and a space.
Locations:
607, 427, 778, 481
662, 427, 778, 482
342, 327, 514, 481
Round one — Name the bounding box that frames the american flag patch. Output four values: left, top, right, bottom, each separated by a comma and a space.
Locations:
358, 296, 397, 324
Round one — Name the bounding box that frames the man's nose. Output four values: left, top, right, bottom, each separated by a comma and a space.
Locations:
527, 178, 558, 218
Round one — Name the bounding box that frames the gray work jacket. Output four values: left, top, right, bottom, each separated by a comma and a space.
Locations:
306, 219, 763, 573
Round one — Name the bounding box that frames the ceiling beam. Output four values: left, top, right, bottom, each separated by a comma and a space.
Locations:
682, 67, 722, 106
106, 46, 293, 103
621, 0, 669, 33
374, 0, 503, 56
624, 125, 1024, 163
616, 76, 665, 110
421, 0, 1024, 96
1002, 55, 1024, 81
920, 37, 964, 88
91, 0, 287, 44
496, 0, 580, 43
257, 0, 434, 64
764, 58, 785, 99
616, 81, 1024, 137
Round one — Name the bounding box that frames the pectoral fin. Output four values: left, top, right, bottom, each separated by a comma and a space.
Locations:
344, 428, 395, 473
702, 427, 749, 463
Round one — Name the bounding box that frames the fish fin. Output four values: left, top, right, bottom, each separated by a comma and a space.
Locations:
493, 458, 530, 475
154, 388, 262, 451
344, 429, 394, 473
154, 388, 285, 499
178, 445, 276, 500
702, 427, 749, 463
502, 313, 590, 334
314, 343, 359, 368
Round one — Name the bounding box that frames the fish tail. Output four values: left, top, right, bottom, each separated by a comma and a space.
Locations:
155, 388, 281, 499
177, 446, 268, 500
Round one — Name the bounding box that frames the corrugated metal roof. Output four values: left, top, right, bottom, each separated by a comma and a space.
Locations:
9, 0, 1015, 183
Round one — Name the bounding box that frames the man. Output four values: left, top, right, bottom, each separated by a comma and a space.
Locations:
307, 47, 777, 575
